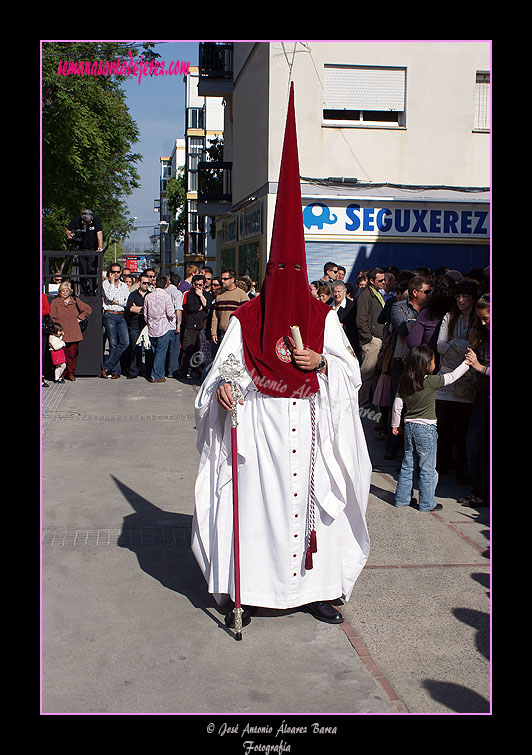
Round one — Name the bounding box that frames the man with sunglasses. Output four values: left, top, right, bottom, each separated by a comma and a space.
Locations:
201, 266, 214, 295
210, 270, 249, 346
318, 261, 339, 298
178, 275, 209, 378
125, 274, 152, 379
48, 274, 63, 297
101, 263, 130, 379
143, 269, 157, 292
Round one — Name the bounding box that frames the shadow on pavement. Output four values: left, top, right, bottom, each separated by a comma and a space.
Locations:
421, 680, 490, 713
112, 476, 228, 629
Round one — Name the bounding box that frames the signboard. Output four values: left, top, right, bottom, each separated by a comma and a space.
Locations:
221, 201, 262, 246
126, 256, 139, 272
125, 255, 151, 272
239, 201, 262, 241
221, 217, 238, 245
302, 199, 489, 242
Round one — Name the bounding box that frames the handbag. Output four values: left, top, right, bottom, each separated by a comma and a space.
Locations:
73, 297, 88, 332
452, 375, 476, 401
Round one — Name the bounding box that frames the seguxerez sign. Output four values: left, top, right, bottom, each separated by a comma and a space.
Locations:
303, 201, 489, 240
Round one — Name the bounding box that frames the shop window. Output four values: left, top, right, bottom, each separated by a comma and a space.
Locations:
221, 247, 236, 271
238, 242, 260, 284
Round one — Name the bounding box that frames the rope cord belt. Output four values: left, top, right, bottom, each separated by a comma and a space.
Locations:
305, 393, 318, 570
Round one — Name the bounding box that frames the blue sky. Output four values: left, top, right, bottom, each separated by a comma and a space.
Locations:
121, 41, 199, 245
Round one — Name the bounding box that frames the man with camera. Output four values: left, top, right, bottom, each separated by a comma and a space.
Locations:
65, 209, 103, 296
66, 209, 103, 252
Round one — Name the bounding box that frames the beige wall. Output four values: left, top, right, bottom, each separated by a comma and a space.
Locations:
231, 44, 270, 206
223, 41, 490, 278
266, 41, 490, 187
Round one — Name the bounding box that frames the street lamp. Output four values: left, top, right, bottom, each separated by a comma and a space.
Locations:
159, 220, 169, 275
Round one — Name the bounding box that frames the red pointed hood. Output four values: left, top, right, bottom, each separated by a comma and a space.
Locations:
234, 83, 329, 398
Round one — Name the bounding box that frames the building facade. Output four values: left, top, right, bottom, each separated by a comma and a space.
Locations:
184, 66, 224, 272
197, 41, 490, 284
156, 139, 185, 274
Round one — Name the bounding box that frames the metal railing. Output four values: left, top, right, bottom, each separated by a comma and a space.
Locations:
199, 42, 233, 79
198, 161, 232, 202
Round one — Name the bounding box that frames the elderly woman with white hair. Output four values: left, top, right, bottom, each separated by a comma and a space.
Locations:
49, 281, 92, 380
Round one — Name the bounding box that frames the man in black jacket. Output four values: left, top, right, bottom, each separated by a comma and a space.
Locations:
125, 273, 152, 379
178, 275, 208, 378
332, 281, 361, 360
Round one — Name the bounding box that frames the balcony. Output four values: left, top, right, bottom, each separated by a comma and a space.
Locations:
197, 161, 232, 216
198, 42, 233, 97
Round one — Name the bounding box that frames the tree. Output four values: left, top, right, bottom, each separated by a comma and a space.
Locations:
41, 41, 159, 251
166, 167, 187, 241
200, 136, 225, 239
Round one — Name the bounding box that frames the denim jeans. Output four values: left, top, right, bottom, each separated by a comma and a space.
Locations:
166, 329, 181, 378
103, 313, 129, 375
150, 329, 172, 380
395, 422, 439, 511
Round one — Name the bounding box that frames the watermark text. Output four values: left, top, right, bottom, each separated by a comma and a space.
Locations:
56, 50, 190, 85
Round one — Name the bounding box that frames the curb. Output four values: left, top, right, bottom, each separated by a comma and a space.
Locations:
338, 608, 409, 713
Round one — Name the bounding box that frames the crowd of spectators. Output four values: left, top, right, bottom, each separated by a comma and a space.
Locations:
42, 257, 490, 507
42, 264, 259, 386
311, 260, 490, 508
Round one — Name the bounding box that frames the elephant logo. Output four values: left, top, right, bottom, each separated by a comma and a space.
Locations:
303, 203, 338, 230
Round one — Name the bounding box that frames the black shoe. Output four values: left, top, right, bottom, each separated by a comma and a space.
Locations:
301, 601, 344, 624
224, 605, 257, 629
42, 380, 49, 387
427, 503, 443, 512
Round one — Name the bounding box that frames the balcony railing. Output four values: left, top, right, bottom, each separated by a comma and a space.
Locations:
186, 230, 207, 256
199, 42, 233, 79
198, 42, 233, 96
198, 161, 232, 203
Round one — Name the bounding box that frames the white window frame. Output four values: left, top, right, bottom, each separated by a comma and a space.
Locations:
474, 71, 490, 132
322, 64, 407, 128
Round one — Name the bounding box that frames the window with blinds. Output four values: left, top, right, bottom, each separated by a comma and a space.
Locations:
474, 71, 490, 131
323, 64, 406, 126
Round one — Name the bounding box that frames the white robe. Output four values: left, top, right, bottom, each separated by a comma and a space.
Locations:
191, 310, 371, 609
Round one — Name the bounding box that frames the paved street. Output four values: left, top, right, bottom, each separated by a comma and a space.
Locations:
41, 375, 490, 718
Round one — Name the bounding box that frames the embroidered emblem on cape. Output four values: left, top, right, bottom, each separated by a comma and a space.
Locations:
275, 336, 294, 363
